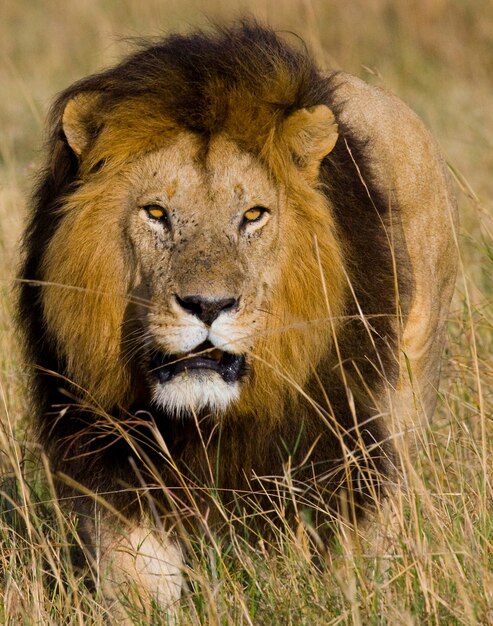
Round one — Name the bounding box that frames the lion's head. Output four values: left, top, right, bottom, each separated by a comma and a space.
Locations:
31, 22, 347, 422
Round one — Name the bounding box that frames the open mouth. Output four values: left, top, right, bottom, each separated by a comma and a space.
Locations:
149, 341, 246, 384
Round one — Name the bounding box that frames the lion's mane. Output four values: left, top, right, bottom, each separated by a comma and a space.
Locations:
19, 21, 412, 528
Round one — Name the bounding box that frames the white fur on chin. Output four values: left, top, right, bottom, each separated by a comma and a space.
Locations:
151, 370, 240, 417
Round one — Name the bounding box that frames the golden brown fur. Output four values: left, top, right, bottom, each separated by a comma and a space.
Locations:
18, 21, 457, 617
41, 123, 345, 417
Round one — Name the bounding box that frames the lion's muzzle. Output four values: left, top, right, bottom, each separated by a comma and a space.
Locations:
144, 291, 252, 415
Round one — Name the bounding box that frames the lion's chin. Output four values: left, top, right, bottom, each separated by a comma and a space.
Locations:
151, 371, 241, 417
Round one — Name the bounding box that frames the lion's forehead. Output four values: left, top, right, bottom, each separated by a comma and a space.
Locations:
127, 132, 278, 215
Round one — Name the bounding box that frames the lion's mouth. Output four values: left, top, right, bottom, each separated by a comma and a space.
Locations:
149, 341, 246, 384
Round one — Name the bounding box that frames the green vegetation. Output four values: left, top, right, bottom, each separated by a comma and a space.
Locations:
1, 1, 491, 623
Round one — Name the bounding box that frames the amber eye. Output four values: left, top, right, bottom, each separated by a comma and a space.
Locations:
144, 205, 166, 220
242, 206, 269, 226
142, 204, 172, 230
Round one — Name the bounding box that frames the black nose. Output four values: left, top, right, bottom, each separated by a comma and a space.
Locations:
175, 295, 239, 325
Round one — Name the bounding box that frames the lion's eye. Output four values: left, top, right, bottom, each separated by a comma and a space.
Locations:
241, 206, 269, 227
142, 204, 172, 230
144, 205, 167, 220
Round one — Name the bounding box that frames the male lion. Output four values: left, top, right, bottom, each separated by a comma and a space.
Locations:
18, 21, 457, 619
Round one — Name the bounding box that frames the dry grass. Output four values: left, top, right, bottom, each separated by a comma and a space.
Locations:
1, 1, 492, 624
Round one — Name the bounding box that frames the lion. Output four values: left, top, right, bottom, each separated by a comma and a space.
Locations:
18, 20, 457, 619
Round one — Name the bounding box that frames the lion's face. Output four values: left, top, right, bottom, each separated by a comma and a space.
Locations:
126, 133, 281, 415
40, 95, 344, 417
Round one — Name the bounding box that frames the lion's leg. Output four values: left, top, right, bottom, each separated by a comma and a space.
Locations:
81, 513, 183, 622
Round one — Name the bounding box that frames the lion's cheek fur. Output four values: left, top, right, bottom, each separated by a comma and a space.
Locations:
41, 195, 133, 408
237, 182, 347, 419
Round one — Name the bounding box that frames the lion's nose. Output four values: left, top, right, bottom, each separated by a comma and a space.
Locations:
175, 295, 239, 326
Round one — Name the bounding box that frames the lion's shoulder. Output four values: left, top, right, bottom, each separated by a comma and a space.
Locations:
330, 72, 450, 189
328, 71, 458, 423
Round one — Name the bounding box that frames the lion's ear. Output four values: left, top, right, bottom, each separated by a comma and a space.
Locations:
62, 92, 101, 157
282, 105, 338, 179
